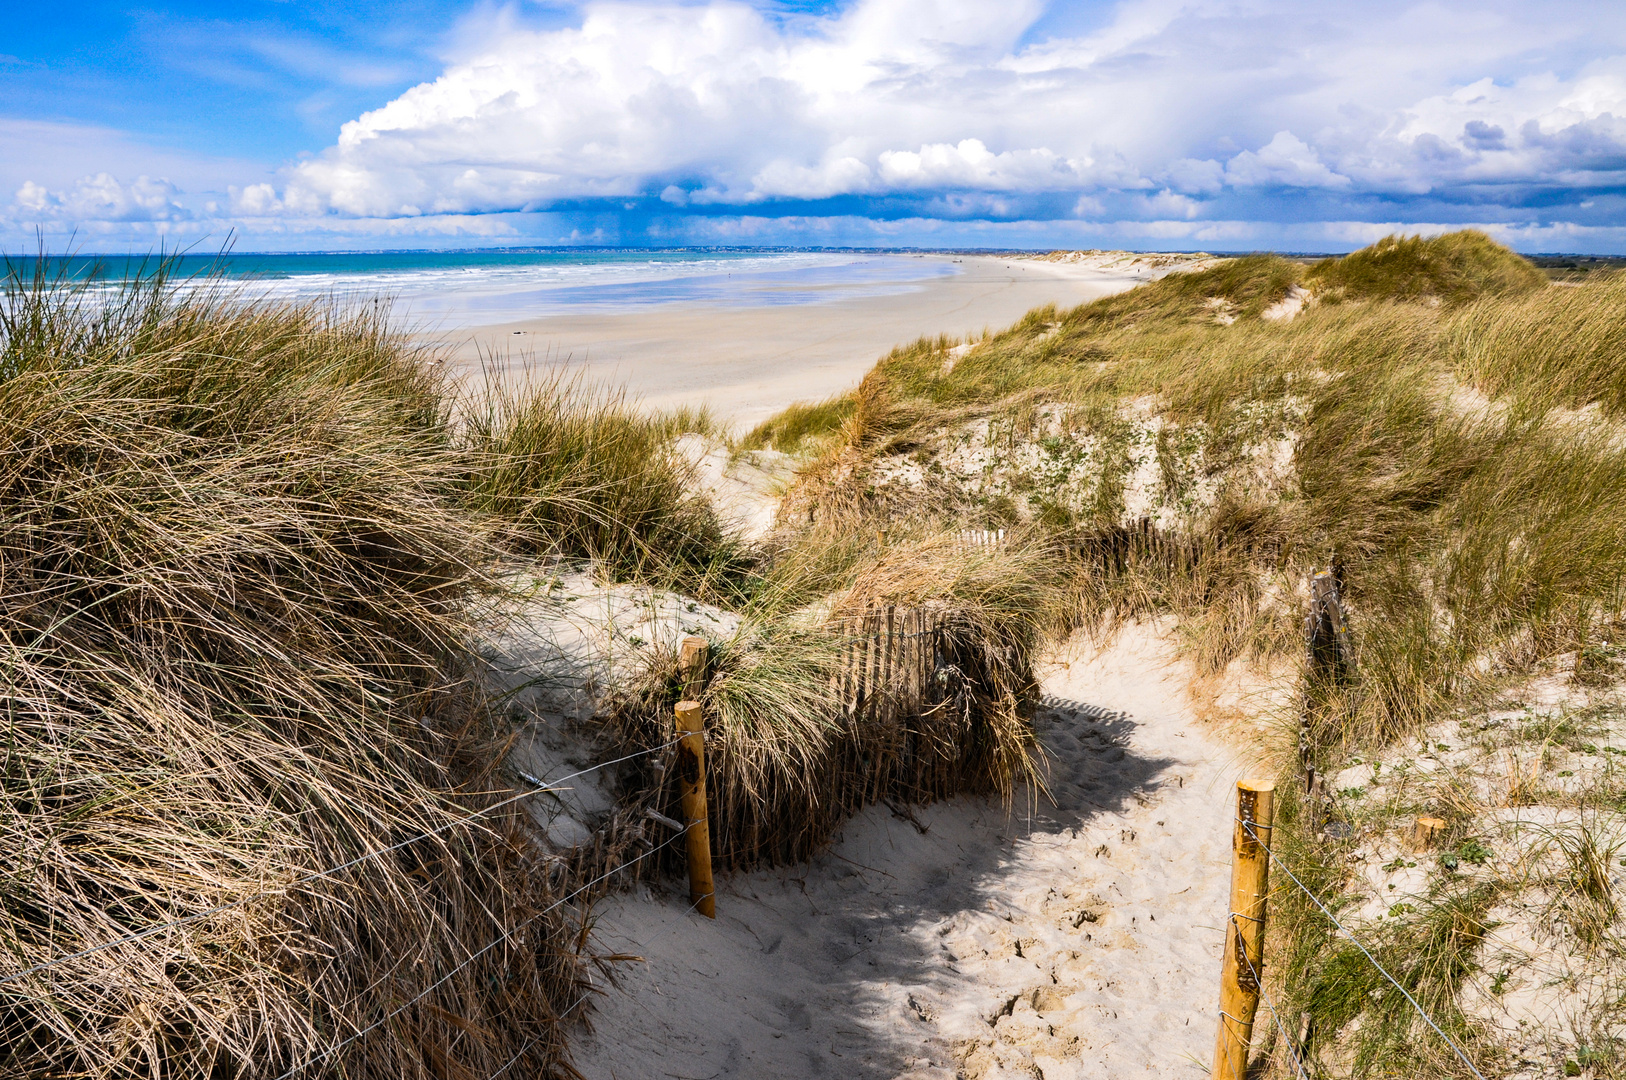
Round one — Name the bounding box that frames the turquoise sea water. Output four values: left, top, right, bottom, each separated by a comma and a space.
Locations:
45, 249, 957, 327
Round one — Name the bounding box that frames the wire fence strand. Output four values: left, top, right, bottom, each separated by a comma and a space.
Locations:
1241, 819, 1488, 1080
0, 738, 682, 988
1231, 913, 1310, 1080
272, 820, 695, 1080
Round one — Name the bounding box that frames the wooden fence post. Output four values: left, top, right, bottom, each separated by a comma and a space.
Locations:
1409, 815, 1446, 852
674, 700, 715, 918
679, 635, 708, 700
1213, 778, 1275, 1080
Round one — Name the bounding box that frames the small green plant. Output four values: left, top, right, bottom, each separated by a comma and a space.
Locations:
739, 393, 855, 454
1574, 643, 1623, 686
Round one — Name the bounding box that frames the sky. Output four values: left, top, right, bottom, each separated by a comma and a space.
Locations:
7, 0, 1626, 253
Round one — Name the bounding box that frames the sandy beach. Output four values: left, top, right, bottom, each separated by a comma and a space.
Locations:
438, 255, 1151, 432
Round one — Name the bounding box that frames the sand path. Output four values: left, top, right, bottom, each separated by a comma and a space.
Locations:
437, 256, 1145, 431
571, 627, 1264, 1079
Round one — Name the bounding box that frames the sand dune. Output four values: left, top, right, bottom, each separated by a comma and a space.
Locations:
460, 251, 1269, 1077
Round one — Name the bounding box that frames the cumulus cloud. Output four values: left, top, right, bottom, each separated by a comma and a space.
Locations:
269, 0, 1099, 218
875, 140, 1085, 190
243, 0, 1626, 228
10, 173, 188, 223
14, 0, 1626, 247
231, 182, 284, 216
1224, 133, 1351, 190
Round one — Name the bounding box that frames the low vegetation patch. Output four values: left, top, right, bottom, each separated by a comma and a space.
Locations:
738, 393, 854, 456
461, 371, 744, 597
1306, 229, 1546, 307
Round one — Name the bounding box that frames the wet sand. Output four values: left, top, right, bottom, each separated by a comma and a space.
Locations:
436, 255, 1150, 432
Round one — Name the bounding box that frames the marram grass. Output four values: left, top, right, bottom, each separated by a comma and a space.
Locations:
0, 268, 585, 1079
753, 231, 1626, 748
17, 228, 1601, 1078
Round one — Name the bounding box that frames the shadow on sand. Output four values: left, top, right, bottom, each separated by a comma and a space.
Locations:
574, 693, 1181, 1079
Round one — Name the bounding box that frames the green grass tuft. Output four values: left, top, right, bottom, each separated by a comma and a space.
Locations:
1065, 253, 1303, 329
739, 393, 855, 454
1307, 229, 1545, 307
460, 371, 738, 590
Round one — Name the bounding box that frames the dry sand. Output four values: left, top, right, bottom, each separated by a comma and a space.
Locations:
570, 625, 1268, 1080
438, 256, 1151, 432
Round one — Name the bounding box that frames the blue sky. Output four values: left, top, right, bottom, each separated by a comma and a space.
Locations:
7, 0, 1626, 252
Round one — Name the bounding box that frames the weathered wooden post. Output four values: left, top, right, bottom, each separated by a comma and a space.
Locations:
674, 700, 715, 918
1409, 815, 1446, 852
1309, 569, 1354, 679
679, 635, 708, 700
1213, 778, 1275, 1080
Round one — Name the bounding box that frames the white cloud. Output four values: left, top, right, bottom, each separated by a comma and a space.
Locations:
14, 0, 1626, 246
1132, 190, 1204, 219
1163, 158, 1226, 196
1225, 132, 1351, 190
274, 0, 1149, 217
246, 0, 1626, 225
873, 139, 1098, 191
10, 173, 189, 223
231, 182, 284, 215
14, 181, 48, 214
0, 118, 282, 244
751, 156, 873, 200
1072, 194, 1105, 218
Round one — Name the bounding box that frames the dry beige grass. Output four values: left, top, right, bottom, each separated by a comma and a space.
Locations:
743, 231, 1626, 1076
0, 268, 587, 1079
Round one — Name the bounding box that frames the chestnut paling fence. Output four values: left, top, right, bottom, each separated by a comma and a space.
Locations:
13, 537, 1486, 1079
826, 602, 1030, 805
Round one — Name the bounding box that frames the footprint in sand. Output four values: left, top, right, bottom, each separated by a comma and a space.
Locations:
571, 627, 1244, 1080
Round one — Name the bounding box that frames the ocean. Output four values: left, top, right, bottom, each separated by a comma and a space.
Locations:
45, 249, 958, 327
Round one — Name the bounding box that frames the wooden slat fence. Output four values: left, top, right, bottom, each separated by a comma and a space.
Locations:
824, 603, 1026, 805
1073, 515, 1198, 574
956, 528, 1007, 550
1299, 565, 1356, 816
830, 604, 940, 725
